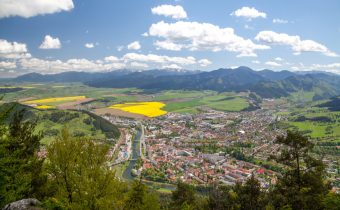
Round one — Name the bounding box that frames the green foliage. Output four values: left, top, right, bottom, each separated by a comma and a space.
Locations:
171, 182, 201, 210
208, 185, 240, 210
270, 130, 329, 210
0, 110, 45, 207
124, 180, 160, 210
322, 192, 340, 210
234, 175, 264, 210
45, 128, 126, 209
82, 110, 120, 139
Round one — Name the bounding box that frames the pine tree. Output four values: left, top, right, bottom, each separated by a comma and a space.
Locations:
0, 110, 44, 207
171, 181, 197, 210
234, 175, 264, 210
271, 130, 329, 210
124, 179, 160, 210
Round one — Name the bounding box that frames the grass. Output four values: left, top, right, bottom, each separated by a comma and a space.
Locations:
164, 93, 249, 113
153, 90, 213, 101
112, 161, 129, 180
164, 98, 204, 112
201, 95, 249, 111
289, 91, 315, 102
282, 101, 340, 141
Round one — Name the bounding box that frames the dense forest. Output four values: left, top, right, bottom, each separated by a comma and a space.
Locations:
0, 104, 339, 210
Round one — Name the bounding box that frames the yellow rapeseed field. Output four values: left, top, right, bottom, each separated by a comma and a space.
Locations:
109, 102, 167, 117
35, 105, 55, 109
24, 96, 86, 104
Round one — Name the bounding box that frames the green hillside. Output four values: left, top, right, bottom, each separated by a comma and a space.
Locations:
0, 102, 120, 144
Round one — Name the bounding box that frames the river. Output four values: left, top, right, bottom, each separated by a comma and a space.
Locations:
122, 128, 141, 180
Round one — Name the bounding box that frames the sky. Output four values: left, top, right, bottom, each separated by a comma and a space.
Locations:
0, 0, 340, 77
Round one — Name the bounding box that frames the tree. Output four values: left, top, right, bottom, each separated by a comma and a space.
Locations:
45, 128, 126, 209
0, 110, 44, 207
322, 192, 340, 210
124, 180, 160, 210
234, 175, 264, 210
208, 184, 240, 210
171, 181, 197, 210
270, 130, 329, 210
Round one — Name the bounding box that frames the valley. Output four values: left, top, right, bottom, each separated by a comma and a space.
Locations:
1, 68, 339, 192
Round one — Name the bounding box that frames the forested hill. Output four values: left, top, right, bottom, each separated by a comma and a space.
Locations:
0, 103, 120, 143
14, 67, 340, 99
86, 67, 340, 99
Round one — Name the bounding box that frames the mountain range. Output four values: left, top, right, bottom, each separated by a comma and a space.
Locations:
13, 67, 340, 99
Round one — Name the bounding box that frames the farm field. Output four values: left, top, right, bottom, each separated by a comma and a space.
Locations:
163, 92, 249, 113
0, 83, 252, 116
23, 96, 86, 106
109, 102, 167, 117
278, 103, 340, 142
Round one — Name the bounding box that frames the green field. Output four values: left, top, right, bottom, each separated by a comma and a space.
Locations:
279, 104, 340, 142
163, 93, 249, 113
1, 83, 141, 102
289, 90, 315, 102
1, 83, 251, 114
153, 90, 213, 101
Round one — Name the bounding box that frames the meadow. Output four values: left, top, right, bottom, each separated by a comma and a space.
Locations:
278, 102, 340, 142
163, 92, 249, 113
0, 83, 251, 115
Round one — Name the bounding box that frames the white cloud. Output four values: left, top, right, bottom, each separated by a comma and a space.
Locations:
104, 56, 119, 62
39, 35, 61, 49
142, 32, 149, 37
311, 63, 340, 74
85, 43, 94, 48
0, 61, 16, 69
274, 57, 283, 61
122, 53, 196, 65
265, 61, 282, 67
127, 41, 141, 50
255, 31, 338, 57
230, 7, 266, 20
162, 64, 182, 69
198, 59, 212, 67
0, 0, 74, 19
252, 60, 260, 64
0, 39, 31, 59
151, 4, 187, 19
15, 52, 205, 74
149, 21, 269, 57
130, 62, 149, 69
154, 40, 183, 51
20, 57, 126, 73
273, 18, 288, 24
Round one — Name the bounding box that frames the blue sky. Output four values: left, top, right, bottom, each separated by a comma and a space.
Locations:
0, 0, 339, 77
